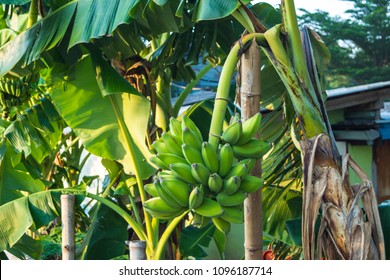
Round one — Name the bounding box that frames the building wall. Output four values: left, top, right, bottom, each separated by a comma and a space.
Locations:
375, 140, 390, 203
347, 144, 373, 185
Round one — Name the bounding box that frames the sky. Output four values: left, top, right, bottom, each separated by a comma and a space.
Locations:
254, 0, 355, 18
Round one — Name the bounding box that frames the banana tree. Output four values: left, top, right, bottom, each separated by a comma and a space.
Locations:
259, 0, 385, 259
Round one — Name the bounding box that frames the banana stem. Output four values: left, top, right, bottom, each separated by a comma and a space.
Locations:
48, 188, 149, 244
282, 0, 317, 104
109, 95, 154, 254
263, 25, 326, 138
86, 193, 149, 243
208, 33, 266, 149
152, 210, 190, 260
172, 63, 213, 117
27, 0, 39, 28
261, 2, 327, 138
232, 8, 255, 33
155, 75, 171, 132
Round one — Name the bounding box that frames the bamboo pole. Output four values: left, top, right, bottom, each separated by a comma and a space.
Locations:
240, 40, 262, 260
129, 240, 147, 260
61, 194, 75, 260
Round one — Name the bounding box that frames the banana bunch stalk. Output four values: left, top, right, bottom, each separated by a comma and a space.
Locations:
146, 113, 270, 233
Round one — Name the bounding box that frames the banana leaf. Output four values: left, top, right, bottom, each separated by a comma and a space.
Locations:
0, 0, 142, 76
194, 0, 250, 21
50, 55, 155, 179
0, 141, 47, 205
78, 203, 128, 260
0, 190, 60, 252
0, 0, 31, 4
262, 185, 302, 244
179, 223, 215, 259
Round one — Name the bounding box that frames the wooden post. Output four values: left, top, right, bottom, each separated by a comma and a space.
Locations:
129, 240, 147, 260
61, 194, 75, 260
240, 40, 262, 260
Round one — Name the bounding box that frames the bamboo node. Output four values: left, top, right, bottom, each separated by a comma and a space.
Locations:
214, 97, 230, 102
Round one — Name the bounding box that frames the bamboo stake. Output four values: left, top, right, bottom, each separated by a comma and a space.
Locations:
61, 194, 75, 260
240, 40, 262, 260
129, 240, 147, 260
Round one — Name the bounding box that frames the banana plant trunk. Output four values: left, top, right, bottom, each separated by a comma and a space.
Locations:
239, 40, 263, 260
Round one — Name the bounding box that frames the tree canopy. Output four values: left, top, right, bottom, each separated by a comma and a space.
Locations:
299, 0, 390, 88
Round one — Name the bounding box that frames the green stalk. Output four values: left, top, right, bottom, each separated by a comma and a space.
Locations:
232, 9, 255, 33
152, 210, 190, 260
172, 63, 213, 116
86, 193, 148, 243
49, 188, 148, 243
263, 25, 326, 138
27, 0, 39, 28
109, 95, 154, 250
128, 192, 143, 226
282, 0, 322, 118
208, 33, 266, 149
155, 75, 171, 132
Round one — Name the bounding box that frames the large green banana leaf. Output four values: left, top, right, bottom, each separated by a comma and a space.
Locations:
0, 0, 141, 76
0, 141, 47, 205
194, 0, 250, 21
0, 189, 60, 253
78, 202, 128, 260
0, 0, 31, 4
50, 54, 155, 179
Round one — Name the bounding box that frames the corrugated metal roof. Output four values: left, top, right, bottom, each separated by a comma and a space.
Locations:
326, 81, 390, 99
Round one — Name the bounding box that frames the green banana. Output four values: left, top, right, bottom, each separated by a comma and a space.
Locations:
201, 142, 219, 173
182, 143, 204, 165
216, 191, 247, 207
156, 170, 176, 180
208, 173, 223, 193
143, 197, 184, 219
221, 119, 242, 144
182, 127, 202, 150
221, 206, 244, 224
150, 155, 168, 169
223, 175, 241, 194
155, 179, 183, 209
193, 197, 223, 218
239, 175, 263, 193
152, 140, 170, 154
232, 138, 272, 158
225, 163, 248, 179
191, 163, 211, 186
169, 117, 182, 138
212, 217, 231, 233
161, 132, 183, 156
157, 153, 187, 166
189, 186, 205, 209
236, 113, 262, 145
218, 143, 234, 177
169, 163, 198, 184
229, 112, 241, 125
144, 182, 159, 197
181, 115, 203, 143
237, 158, 256, 173
159, 177, 191, 207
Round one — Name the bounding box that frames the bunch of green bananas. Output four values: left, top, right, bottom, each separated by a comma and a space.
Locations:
0, 76, 34, 120
145, 114, 270, 234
